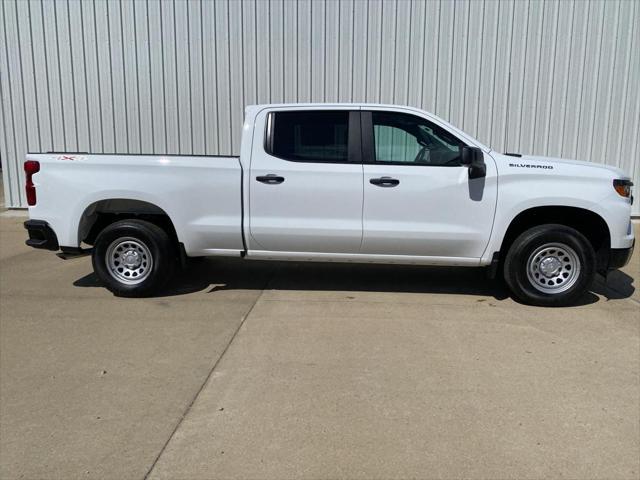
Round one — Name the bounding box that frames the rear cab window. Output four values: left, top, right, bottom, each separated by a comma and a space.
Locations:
266, 111, 354, 163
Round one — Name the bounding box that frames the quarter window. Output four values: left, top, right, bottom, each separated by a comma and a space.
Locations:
269, 111, 349, 162
372, 112, 464, 166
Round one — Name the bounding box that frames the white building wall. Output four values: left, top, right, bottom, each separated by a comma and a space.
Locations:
1, 0, 639, 213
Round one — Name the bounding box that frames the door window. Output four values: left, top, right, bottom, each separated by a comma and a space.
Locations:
268, 111, 350, 162
371, 112, 464, 166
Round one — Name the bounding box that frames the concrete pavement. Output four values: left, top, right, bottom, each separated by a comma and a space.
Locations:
1, 214, 274, 479
0, 214, 638, 479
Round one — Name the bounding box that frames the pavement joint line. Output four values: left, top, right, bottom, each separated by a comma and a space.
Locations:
141, 269, 277, 480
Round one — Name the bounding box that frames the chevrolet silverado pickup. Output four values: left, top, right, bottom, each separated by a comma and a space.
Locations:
24, 104, 635, 306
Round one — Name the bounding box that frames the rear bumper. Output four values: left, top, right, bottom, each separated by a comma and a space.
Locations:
24, 220, 59, 251
608, 239, 634, 271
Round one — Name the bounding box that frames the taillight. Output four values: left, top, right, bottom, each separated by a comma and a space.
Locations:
24, 160, 40, 206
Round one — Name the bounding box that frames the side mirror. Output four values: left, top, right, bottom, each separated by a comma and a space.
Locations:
461, 146, 486, 179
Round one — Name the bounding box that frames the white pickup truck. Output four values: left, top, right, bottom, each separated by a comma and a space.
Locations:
24, 104, 634, 306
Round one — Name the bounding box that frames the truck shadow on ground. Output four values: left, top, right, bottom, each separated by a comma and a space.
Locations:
74, 257, 635, 306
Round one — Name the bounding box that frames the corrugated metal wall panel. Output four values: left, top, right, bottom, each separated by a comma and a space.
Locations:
1, 0, 639, 214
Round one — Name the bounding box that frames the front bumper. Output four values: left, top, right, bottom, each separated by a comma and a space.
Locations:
608, 238, 634, 271
24, 220, 59, 251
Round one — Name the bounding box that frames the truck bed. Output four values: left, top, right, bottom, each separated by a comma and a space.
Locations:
26, 153, 245, 256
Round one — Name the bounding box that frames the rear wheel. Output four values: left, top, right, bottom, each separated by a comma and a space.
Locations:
504, 224, 595, 306
92, 219, 176, 297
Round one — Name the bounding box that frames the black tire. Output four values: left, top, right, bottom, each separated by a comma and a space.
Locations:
92, 219, 176, 297
503, 224, 596, 307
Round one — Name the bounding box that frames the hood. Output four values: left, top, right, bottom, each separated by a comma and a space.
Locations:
500, 154, 630, 180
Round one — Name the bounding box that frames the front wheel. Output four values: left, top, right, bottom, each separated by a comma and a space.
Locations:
503, 224, 596, 307
92, 219, 176, 297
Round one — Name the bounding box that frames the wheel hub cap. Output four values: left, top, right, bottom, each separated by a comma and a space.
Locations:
539, 256, 562, 277
526, 242, 581, 294
105, 237, 153, 285
122, 250, 141, 268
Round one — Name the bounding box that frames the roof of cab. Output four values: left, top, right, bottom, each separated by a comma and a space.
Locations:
245, 103, 491, 152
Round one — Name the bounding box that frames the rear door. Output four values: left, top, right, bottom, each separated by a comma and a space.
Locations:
248, 108, 364, 253
361, 110, 497, 259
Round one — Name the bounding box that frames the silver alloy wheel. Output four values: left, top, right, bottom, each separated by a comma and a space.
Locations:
105, 237, 153, 285
526, 242, 581, 294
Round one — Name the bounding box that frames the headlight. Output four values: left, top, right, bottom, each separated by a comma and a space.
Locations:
613, 179, 633, 199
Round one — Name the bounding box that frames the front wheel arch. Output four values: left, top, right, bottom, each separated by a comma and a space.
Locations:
497, 206, 611, 273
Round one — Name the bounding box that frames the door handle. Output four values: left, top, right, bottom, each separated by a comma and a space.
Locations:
256, 174, 285, 185
369, 176, 399, 187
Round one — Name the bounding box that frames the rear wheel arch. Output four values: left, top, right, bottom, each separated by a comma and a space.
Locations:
78, 199, 180, 248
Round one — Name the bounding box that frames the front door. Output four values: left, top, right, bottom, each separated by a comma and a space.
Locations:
249, 109, 363, 253
361, 110, 497, 259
